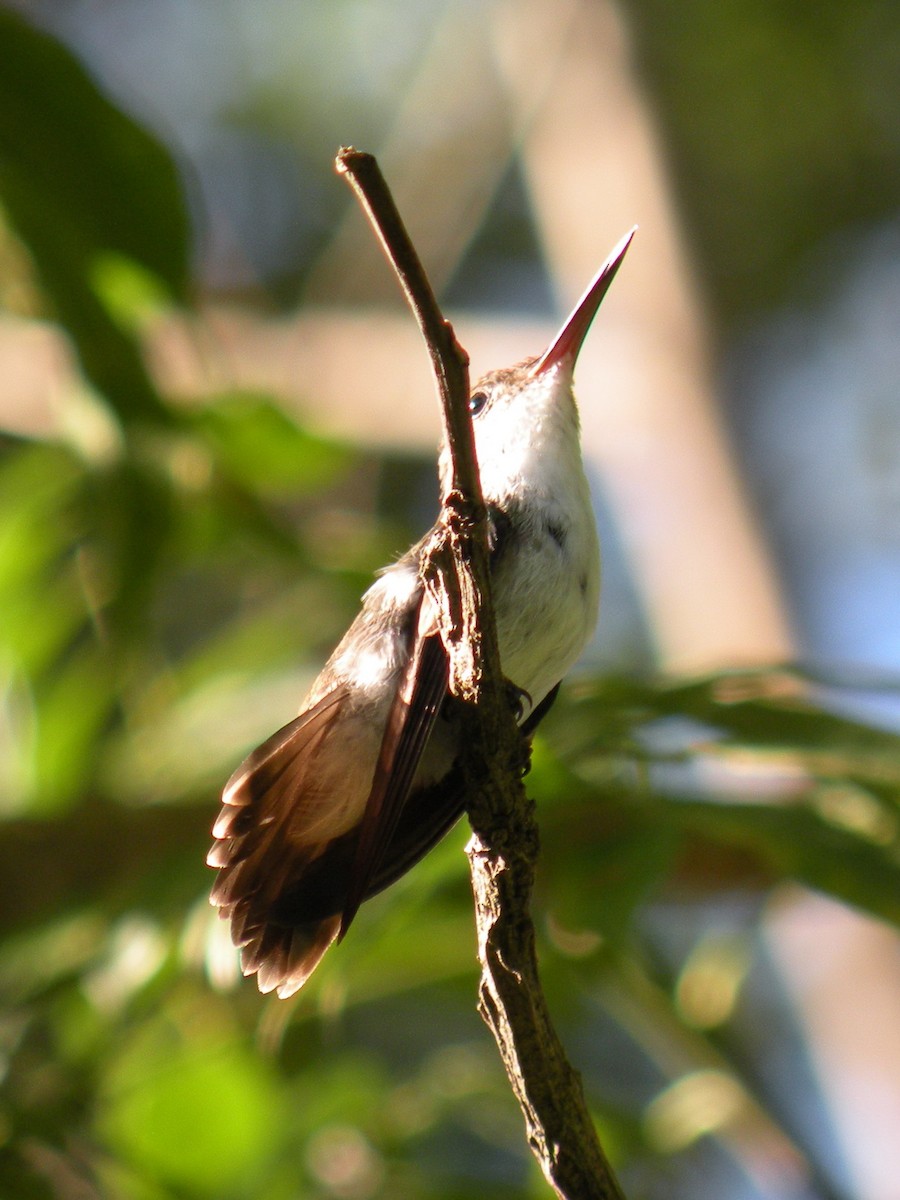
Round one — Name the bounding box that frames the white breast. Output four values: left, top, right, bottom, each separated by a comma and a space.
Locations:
492, 491, 600, 716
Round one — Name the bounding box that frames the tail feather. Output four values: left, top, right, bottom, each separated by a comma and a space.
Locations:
208, 691, 351, 997
245, 917, 341, 999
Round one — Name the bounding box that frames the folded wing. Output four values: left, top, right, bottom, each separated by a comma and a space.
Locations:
208, 593, 452, 999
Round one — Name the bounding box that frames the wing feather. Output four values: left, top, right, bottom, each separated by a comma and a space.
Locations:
340, 611, 448, 934
207, 690, 349, 991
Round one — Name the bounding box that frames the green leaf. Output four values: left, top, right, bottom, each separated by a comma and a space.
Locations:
544, 674, 900, 931
542, 807, 678, 943
190, 393, 354, 499
666, 796, 900, 926
531, 749, 677, 942
0, 9, 189, 424
0, 10, 188, 294
22, 644, 117, 811
77, 459, 177, 646
97, 1012, 284, 1194
90, 252, 174, 333
0, 444, 84, 679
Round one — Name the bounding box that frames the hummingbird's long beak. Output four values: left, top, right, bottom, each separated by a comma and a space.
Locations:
530, 226, 636, 378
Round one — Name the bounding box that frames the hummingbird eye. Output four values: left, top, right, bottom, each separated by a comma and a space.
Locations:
468, 391, 488, 416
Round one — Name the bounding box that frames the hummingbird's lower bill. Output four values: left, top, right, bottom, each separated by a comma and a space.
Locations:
208, 229, 635, 998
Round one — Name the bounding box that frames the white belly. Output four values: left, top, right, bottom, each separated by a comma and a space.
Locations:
492, 511, 600, 716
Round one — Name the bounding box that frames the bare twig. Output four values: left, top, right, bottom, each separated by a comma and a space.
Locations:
335, 146, 488, 699
336, 146, 626, 1200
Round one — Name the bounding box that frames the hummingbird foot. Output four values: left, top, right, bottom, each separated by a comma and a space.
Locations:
504, 679, 532, 723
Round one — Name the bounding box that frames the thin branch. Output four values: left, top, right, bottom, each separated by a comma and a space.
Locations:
335, 146, 490, 702
335, 148, 479, 504
336, 146, 626, 1200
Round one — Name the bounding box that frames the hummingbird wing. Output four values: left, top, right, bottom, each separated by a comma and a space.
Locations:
340, 602, 448, 934
207, 576, 451, 998
360, 680, 561, 899
207, 690, 351, 994
344, 508, 547, 901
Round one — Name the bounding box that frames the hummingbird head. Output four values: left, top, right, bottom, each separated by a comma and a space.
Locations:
439, 228, 635, 508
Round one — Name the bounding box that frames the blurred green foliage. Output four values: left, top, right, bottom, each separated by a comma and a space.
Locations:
0, 10, 898, 1200
0, 7, 188, 424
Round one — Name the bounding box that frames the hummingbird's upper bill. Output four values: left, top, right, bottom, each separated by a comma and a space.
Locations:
529, 226, 637, 379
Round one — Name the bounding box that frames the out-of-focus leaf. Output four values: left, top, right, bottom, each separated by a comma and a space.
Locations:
0, 443, 83, 679
0, 9, 188, 424
90, 253, 173, 333
657, 674, 900, 768
97, 1009, 284, 1194
170, 579, 346, 690
542, 675, 900, 931
0, 447, 185, 810
77, 459, 177, 646
0, 10, 188, 294
292, 1053, 389, 1132
25, 647, 116, 811
530, 745, 677, 942
189, 393, 353, 499
0, 443, 81, 584
556, 672, 900, 789
542, 807, 678, 944
95, 1161, 171, 1200
664, 796, 900, 926
1, 569, 83, 681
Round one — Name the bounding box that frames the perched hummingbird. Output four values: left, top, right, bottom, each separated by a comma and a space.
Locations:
208, 229, 634, 998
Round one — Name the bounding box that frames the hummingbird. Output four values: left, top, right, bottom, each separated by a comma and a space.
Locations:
208, 229, 635, 998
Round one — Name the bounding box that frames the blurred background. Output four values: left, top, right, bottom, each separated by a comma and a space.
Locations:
0, 0, 899, 1197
